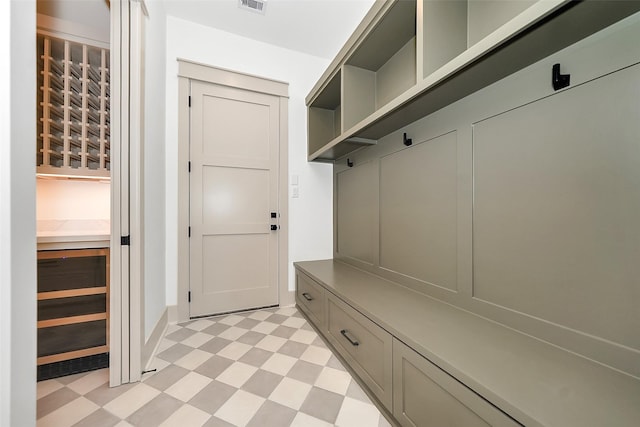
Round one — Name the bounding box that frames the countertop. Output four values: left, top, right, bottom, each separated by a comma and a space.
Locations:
37, 219, 110, 249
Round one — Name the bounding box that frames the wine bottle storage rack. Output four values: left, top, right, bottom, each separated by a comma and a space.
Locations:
37, 33, 110, 177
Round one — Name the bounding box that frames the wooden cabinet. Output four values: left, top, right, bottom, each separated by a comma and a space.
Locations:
37, 248, 110, 366
393, 339, 519, 427
306, 0, 640, 161
37, 33, 110, 177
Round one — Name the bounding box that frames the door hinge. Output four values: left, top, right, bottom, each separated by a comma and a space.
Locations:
188, 161, 191, 172
188, 95, 191, 107
121, 235, 130, 246
188, 291, 191, 302
188, 226, 191, 237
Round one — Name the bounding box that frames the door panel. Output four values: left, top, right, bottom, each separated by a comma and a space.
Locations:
190, 80, 280, 317
202, 95, 271, 162
202, 234, 270, 294
202, 166, 269, 229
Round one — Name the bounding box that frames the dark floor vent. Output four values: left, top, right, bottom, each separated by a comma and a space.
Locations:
37, 352, 109, 382
239, 0, 267, 15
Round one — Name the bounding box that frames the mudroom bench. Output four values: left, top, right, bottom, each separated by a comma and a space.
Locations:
294, 259, 640, 427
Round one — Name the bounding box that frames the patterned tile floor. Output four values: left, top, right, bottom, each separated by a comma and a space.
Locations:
37, 306, 391, 427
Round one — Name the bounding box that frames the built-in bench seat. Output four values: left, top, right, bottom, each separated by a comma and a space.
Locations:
294, 259, 640, 427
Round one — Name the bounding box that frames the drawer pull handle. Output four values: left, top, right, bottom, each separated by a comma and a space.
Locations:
340, 329, 359, 346
302, 292, 314, 301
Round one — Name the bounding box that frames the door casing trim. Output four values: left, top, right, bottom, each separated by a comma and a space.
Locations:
110, 0, 147, 386
176, 60, 290, 323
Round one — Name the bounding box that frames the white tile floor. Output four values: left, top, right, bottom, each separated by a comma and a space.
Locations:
37, 306, 392, 427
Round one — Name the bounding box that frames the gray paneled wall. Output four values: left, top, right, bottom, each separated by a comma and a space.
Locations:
333, 14, 640, 377
379, 131, 457, 291
336, 160, 376, 265
473, 64, 640, 349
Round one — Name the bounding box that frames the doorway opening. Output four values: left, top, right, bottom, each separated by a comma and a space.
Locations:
35, 0, 112, 382
177, 60, 291, 323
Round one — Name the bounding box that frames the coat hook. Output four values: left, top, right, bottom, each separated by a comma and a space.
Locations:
552, 63, 570, 91
403, 133, 412, 146
347, 158, 354, 167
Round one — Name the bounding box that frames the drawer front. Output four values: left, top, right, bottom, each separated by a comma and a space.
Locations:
393, 339, 520, 427
326, 293, 392, 410
296, 272, 325, 328
38, 254, 107, 292
38, 320, 107, 358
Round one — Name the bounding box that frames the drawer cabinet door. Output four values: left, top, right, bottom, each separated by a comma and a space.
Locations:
326, 293, 393, 410
37, 248, 110, 367
296, 272, 326, 328
393, 339, 520, 427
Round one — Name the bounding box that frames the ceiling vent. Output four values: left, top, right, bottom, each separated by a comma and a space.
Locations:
238, 0, 267, 15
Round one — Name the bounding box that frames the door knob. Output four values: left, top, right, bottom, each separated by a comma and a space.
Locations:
270, 225, 278, 231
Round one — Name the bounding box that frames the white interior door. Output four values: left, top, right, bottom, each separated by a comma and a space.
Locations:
189, 80, 280, 317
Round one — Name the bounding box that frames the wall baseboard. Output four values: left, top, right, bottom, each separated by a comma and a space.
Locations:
142, 307, 168, 371
281, 290, 295, 307
167, 305, 178, 324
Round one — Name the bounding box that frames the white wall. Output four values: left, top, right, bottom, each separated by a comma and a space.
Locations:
143, 0, 168, 339
164, 16, 334, 306
36, 179, 110, 220
0, 0, 37, 425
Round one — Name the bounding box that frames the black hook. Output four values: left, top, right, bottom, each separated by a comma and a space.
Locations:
347, 158, 354, 167
552, 63, 570, 91
403, 133, 412, 146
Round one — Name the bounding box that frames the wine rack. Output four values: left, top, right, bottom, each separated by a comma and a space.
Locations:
37, 34, 110, 177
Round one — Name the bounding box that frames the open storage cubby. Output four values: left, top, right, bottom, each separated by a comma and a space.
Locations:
37, 33, 110, 178
307, 0, 640, 162
466, 0, 536, 48
421, 0, 467, 77
308, 70, 342, 157
342, 0, 416, 130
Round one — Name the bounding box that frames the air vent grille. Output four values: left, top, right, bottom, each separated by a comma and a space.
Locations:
239, 0, 267, 14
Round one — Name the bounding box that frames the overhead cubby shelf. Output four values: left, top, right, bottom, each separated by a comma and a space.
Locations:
307, 0, 640, 162
308, 70, 342, 156
342, 0, 416, 131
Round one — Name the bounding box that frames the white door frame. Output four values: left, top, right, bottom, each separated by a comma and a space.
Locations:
110, 0, 147, 386
176, 60, 291, 323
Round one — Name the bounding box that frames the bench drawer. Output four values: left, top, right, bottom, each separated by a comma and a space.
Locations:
296, 272, 325, 328
326, 292, 393, 410
393, 338, 520, 427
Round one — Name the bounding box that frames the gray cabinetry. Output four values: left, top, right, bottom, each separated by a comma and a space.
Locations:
325, 292, 393, 411
302, 1, 640, 426
295, 259, 640, 427
393, 338, 518, 427
295, 271, 326, 329
306, 0, 640, 161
